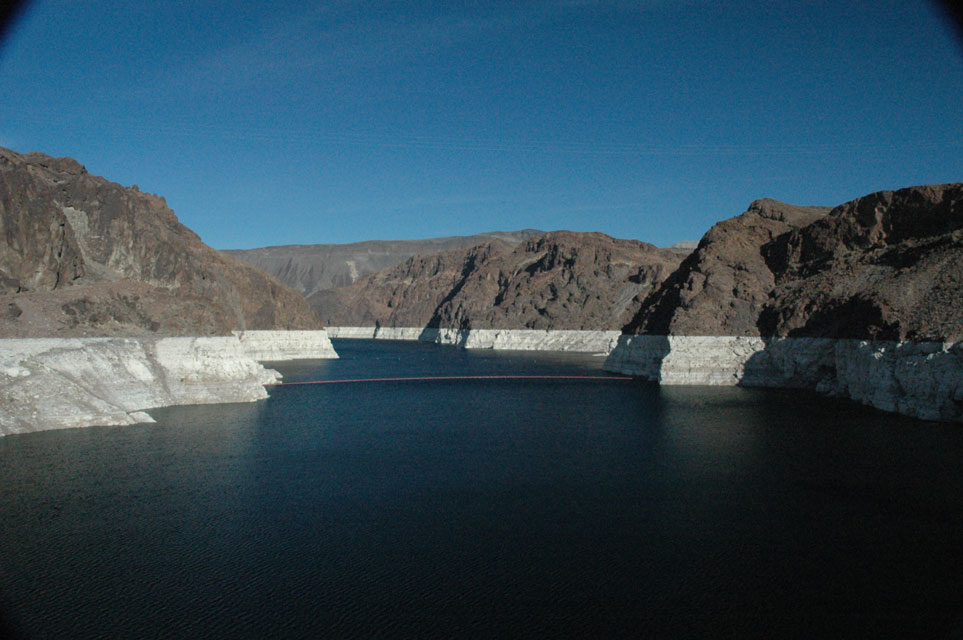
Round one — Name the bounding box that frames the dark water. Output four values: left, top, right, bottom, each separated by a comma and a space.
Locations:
1, 339, 963, 639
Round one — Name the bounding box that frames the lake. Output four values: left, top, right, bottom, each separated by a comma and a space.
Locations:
1, 338, 962, 638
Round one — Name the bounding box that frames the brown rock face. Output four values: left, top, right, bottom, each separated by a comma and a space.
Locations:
627, 183, 963, 342
316, 231, 684, 331
0, 147, 321, 336
313, 241, 514, 327
625, 199, 832, 335
226, 230, 544, 298
759, 183, 963, 341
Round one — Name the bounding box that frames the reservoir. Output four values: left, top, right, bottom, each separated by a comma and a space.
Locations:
1, 339, 962, 638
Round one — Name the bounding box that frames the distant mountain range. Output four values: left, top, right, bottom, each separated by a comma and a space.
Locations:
225, 230, 545, 298
272, 183, 963, 344
314, 231, 684, 330
228, 231, 697, 324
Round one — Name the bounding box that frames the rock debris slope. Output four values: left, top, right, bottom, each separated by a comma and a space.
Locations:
0, 146, 322, 337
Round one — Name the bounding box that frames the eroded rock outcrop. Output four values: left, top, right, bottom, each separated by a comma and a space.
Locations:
624, 199, 832, 336
233, 330, 338, 361
227, 230, 544, 300
0, 146, 323, 337
607, 184, 963, 421
759, 183, 963, 342
625, 184, 962, 341
314, 241, 515, 327
0, 330, 339, 436
318, 231, 685, 331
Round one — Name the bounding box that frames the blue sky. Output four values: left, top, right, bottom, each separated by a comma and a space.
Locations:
1, 1, 961, 249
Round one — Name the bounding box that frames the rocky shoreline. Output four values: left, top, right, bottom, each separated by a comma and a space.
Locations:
326, 327, 963, 422
326, 326, 621, 352
604, 335, 963, 422
0, 330, 338, 436
232, 330, 338, 361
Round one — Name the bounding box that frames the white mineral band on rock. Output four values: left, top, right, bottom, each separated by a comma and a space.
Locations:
326, 328, 963, 422
233, 330, 339, 360
325, 327, 621, 353
602, 335, 963, 422
0, 331, 339, 436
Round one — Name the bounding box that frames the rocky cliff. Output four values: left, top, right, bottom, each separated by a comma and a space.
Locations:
606, 183, 963, 422
226, 229, 544, 299
625, 184, 963, 341
759, 183, 963, 342
317, 231, 685, 331
0, 147, 322, 336
315, 240, 514, 327
625, 198, 832, 335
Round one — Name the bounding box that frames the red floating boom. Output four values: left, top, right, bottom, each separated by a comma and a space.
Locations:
269, 375, 633, 386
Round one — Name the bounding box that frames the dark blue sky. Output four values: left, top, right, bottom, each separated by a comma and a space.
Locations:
1, 1, 960, 249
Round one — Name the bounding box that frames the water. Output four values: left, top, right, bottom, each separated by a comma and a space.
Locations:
1, 339, 962, 638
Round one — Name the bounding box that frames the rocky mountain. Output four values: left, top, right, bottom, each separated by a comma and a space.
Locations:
0, 146, 322, 337
759, 183, 963, 342
226, 230, 544, 299
317, 231, 685, 331
625, 198, 832, 336
626, 183, 963, 341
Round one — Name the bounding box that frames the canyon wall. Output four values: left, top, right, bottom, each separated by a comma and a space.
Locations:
3, 143, 959, 425
626, 184, 963, 342
0, 146, 322, 337
607, 183, 963, 421
329, 184, 963, 422
0, 147, 341, 435
603, 336, 963, 422
319, 231, 684, 331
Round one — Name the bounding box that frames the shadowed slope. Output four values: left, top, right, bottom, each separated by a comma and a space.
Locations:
0, 146, 322, 336
318, 231, 684, 331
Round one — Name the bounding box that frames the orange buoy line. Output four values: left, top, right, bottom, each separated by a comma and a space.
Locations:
268, 375, 633, 386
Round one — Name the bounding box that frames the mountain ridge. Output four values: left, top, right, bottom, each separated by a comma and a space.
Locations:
317, 230, 686, 331
0, 146, 322, 337
226, 229, 545, 298
625, 183, 963, 342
